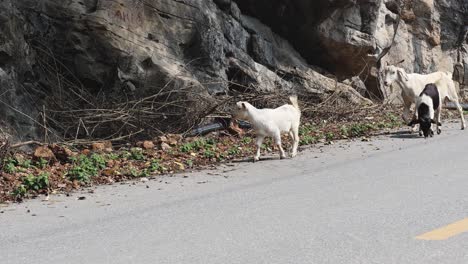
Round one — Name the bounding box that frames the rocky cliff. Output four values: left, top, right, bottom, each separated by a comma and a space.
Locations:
0, 0, 467, 140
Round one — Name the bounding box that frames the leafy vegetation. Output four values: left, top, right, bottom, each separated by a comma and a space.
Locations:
66, 154, 105, 183
1, 106, 407, 203
13, 172, 49, 199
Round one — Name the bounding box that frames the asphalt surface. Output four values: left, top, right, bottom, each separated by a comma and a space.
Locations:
2, 122, 468, 264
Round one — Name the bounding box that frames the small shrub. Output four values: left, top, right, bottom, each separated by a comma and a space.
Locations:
300, 135, 317, 145
90, 153, 106, 170
228, 146, 241, 156
3, 163, 16, 174
299, 123, 316, 136
36, 158, 48, 169
180, 139, 216, 153
325, 132, 335, 141
66, 155, 103, 182
23, 172, 49, 191
19, 159, 32, 169
348, 123, 375, 137
120, 151, 132, 159
3, 158, 18, 174
241, 137, 252, 144
149, 159, 161, 172
106, 153, 119, 160
203, 149, 215, 159
13, 185, 27, 198
130, 148, 145, 160
340, 126, 349, 138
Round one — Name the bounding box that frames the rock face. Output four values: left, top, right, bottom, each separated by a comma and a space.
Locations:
0, 0, 466, 140
234, 0, 468, 97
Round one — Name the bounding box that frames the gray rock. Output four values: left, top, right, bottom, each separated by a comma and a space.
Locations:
4, 0, 465, 140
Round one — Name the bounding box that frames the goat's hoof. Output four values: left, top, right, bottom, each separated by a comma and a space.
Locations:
253, 157, 259, 162
462, 126, 465, 130
437, 129, 441, 135
290, 153, 297, 158
419, 131, 423, 137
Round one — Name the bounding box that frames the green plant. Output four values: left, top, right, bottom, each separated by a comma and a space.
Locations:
66, 155, 103, 182
4, 162, 16, 174
130, 148, 145, 160
90, 153, 106, 169
385, 113, 403, 127
139, 169, 150, 178
228, 146, 241, 156
299, 123, 316, 136
203, 149, 215, 159
299, 135, 317, 145
129, 167, 140, 177
19, 159, 32, 169
180, 139, 216, 153
241, 137, 252, 144
23, 172, 49, 191
120, 151, 132, 159
3, 157, 17, 173
325, 132, 335, 141
126, 166, 149, 178
180, 142, 194, 153
149, 159, 161, 172
106, 153, 119, 160
13, 185, 27, 198
36, 158, 48, 169
340, 126, 349, 137
348, 123, 375, 137
186, 159, 194, 168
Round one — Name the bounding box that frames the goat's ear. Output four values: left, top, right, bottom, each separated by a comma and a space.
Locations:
398, 69, 409, 82
408, 119, 419, 126
241, 102, 246, 109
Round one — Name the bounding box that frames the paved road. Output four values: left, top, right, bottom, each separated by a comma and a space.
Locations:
2, 122, 468, 264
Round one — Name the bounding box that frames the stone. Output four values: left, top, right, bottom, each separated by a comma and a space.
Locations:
142, 140, 155, 150
166, 134, 182, 146
160, 142, 172, 151
92, 141, 112, 153
33, 146, 56, 160
50, 144, 76, 162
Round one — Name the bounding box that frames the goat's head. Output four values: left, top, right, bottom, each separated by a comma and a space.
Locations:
382, 61, 409, 86
408, 113, 439, 139
233, 101, 250, 121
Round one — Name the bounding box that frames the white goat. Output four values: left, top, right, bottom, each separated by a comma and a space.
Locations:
234, 96, 301, 162
382, 63, 466, 130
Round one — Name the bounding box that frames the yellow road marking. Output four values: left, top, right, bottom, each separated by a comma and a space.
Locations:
416, 218, 468, 240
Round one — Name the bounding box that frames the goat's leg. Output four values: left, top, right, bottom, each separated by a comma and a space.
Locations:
288, 131, 294, 154
455, 101, 466, 130
273, 132, 287, 159
405, 103, 419, 133
253, 135, 265, 162
401, 96, 413, 122
290, 127, 299, 158
436, 108, 442, 134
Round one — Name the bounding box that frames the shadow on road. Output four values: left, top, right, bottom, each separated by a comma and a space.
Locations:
231, 156, 280, 163
388, 130, 421, 139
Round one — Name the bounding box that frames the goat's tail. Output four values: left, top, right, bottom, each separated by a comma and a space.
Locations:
289, 95, 300, 111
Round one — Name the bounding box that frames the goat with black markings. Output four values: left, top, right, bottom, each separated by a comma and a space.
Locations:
408, 83, 442, 138
382, 62, 465, 131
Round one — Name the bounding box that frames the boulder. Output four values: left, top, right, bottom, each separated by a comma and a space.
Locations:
33, 146, 56, 160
